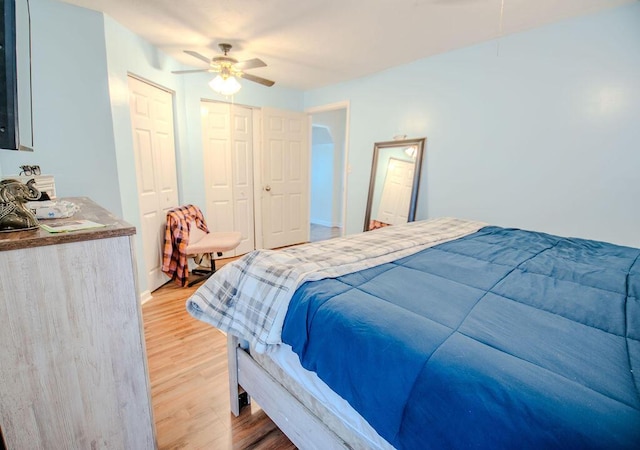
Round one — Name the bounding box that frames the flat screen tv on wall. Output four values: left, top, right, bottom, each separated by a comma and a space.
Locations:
0, 0, 18, 150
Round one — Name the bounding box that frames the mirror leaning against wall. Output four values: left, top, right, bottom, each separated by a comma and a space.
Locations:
363, 137, 426, 232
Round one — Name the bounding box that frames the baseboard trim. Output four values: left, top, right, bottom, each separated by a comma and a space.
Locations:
310, 219, 334, 228
139, 290, 153, 304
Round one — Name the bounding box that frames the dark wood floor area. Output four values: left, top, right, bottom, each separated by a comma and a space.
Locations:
142, 276, 296, 449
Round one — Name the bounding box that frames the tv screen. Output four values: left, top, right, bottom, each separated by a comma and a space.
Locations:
1, 0, 18, 150
0, 0, 18, 150
1, 0, 32, 151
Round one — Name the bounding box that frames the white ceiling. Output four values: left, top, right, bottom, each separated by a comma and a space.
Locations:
61, 0, 634, 90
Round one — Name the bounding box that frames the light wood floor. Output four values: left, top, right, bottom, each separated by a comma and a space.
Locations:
142, 270, 296, 449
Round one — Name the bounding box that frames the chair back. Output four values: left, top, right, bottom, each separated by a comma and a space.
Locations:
189, 220, 208, 245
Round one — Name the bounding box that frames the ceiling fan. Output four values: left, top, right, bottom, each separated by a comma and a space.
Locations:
172, 43, 275, 92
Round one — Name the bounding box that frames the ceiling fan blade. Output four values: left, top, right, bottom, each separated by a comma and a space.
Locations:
234, 58, 267, 71
172, 68, 212, 74
184, 50, 211, 64
241, 72, 275, 87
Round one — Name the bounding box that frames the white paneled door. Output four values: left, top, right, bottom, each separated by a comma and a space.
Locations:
201, 102, 255, 256
261, 107, 310, 249
230, 106, 256, 254
376, 158, 415, 226
128, 76, 179, 292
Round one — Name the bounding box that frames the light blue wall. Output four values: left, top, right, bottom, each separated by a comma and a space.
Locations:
0, 0, 121, 214
305, 3, 640, 248
310, 141, 334, 226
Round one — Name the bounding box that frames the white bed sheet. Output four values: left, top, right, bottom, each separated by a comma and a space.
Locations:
265, 343, 395, 450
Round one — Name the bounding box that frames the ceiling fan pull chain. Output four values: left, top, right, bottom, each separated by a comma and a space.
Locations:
497, 0, 505, 57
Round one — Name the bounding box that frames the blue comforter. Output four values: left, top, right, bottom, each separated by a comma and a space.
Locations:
282, 226, 640, 449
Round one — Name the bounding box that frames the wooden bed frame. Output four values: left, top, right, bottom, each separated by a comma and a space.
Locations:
227, 334, 371, 450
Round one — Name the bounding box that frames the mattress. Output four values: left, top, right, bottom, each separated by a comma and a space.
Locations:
251, 343, 394, 449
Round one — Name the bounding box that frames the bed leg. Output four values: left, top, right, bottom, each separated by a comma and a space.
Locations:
238, 391, 250, 409
227, 334, 250, 416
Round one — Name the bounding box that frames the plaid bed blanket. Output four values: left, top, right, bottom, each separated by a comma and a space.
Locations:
186, 217, 486, 353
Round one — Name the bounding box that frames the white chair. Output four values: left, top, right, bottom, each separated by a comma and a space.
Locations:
186, 221, 241, 286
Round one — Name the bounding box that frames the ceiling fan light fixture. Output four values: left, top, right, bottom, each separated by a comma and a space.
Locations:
209, 74, 241, 96
177, 45, 274, 89
404, 145, 417, 159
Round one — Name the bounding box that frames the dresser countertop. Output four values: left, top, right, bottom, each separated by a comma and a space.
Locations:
0, 197, 136, 252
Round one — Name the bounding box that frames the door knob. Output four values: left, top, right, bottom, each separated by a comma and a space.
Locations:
265, 185, 271, 192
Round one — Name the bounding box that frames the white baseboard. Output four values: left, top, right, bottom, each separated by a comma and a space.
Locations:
310, 219, 334, 227
139, 290, 152, 304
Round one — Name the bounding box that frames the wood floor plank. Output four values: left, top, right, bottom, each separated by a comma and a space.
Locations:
142, 271, 296, 450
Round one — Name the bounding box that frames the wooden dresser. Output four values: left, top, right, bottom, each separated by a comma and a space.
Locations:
0, 198, 156, 449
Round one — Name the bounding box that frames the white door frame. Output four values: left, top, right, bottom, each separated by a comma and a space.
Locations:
252, 109, 264, 249
305, 101, 350, 237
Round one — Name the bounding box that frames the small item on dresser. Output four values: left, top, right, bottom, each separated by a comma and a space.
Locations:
0, 179, 41, 232
18, 165, 41, 176
26, 200, 79, 219
40, 219, 105, 233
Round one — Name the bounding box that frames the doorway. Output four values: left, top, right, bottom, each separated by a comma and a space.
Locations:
309, 104, 348, 242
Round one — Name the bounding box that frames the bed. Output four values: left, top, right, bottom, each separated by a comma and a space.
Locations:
187, 217, 640, 449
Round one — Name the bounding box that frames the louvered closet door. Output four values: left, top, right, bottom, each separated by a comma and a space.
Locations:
128, 76, 179, 292
201, 101, 255, 257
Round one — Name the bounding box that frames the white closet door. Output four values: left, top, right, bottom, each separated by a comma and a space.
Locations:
201, 102, 255, 257
202, 102, 234, 234
128, 76, 179, 292
230, 106, 255, 255
261, 107, 310, 249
